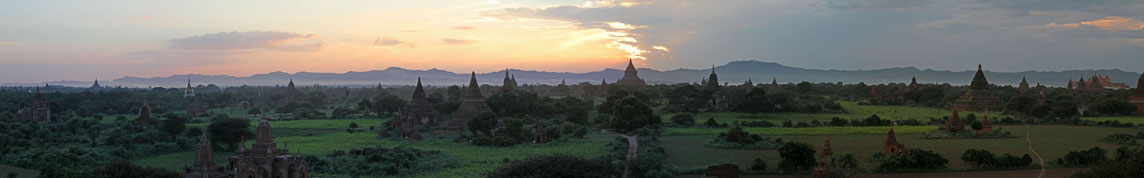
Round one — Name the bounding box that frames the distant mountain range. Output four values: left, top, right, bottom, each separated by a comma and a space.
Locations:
7, 60, 1141, 88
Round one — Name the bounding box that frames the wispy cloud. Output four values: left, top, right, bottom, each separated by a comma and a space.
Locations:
441, 38, 477, 45
0, 40, 21, 47
373, 36, 415, 48
452, 26, 475, 30
167, 31, 321, 51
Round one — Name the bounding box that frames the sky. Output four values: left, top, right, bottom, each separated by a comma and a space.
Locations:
1, 0, 1143, 83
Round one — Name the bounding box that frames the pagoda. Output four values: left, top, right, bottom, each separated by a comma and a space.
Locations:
978, 114, 993, 134
435, 72, 492, 135
811, 133, 832, 178
229, 115, 309, 178
183, 132, 228, 178
19, 88, 52, 122
1129, 72, 1144, 116
883, 125, 905, 155
501, 69, 517, 93
950, 65, 1004, 112
616, 59, 647, 87
135, 100, 153, 125
184, 79, 196, 97
1018, 75, 1030, 93
946, 110, 965, 133
908, 75, 918, 93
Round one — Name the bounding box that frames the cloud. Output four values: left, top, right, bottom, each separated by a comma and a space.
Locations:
479, 1, 673, 60
372, 36, 415, 48
0, 40, 21, 47
167, 31, 320, 51
452, 26, 475, 30
820, 0, 936, 9
441, 39, 477, 45
1080, 16, 1144, 31
269, 42, 326, 51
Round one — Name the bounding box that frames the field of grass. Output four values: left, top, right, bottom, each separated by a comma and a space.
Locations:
661, 125, 1140, 171
664, 126, 939, 135
1081, 116, 1144, 124
0, 164, 39, 178
135, 118, 617, 177
663, 101, 1004, 125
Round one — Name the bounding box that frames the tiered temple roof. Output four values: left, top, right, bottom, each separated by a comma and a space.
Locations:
951, 65, 1003, 112
616, 59, 647, 87
908, 75, 918, 93
502, 69, 517, 93
229, 115, 309, 178
946, 110, 965, 132
184, 132, 228, 178
436, 72, 493, 135
883, 125, 905, 155
18, 88, 51, 122
1018, 75, 1030, 92
136, 100, 152, 125
978, 114, 993, 134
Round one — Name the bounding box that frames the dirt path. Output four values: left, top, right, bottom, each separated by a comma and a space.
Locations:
622, 135, 638, 178
1024, 124, 1046, 178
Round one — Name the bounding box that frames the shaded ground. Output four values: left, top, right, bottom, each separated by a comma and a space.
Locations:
678, 168, 1087, 178
662, 125, 1137, 170
0, 164, 39, 178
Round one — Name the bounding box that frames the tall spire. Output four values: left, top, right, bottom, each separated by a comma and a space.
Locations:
194, 131, 214, 166
969, 64, 989, 90
821, 133, 832, 158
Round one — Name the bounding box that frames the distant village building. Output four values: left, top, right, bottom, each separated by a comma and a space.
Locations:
435, 72, 492, 135
184, 132, 228, 178
1129, 72, 1144, 116
1069, 73, 1128, 91
532, 121, 549, 144
741, 79, 754, 89
184, 79, 196, 97
616, 59, 647, 88
18, 88, 51, 122
229, 116, 309, 178
883, 125, 904, 155
951, 65, 1003, 112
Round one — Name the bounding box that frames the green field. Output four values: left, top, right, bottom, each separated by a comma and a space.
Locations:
135, 118, 617, 177
664, 126, 939, 135
664, 101, 1003, 124
1082, 116, 1144, 124
0, 164, 39, 178
661, 125, 1140, 171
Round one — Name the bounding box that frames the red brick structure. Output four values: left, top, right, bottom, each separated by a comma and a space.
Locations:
532, 121, 549, 144
135, 100, 153, 125
946, 110, 965, 132
229, 116, 309, 178
183, 132, 229, 178
1018, 75, 1030, 93
18, 88, 51, 122
1129, 72, 1144, 116
908, 75, 919, 93
883, 125, 905, 155
978, 114, 993, 134
951, 65, 1004, 112
1070, 73, 1129, 90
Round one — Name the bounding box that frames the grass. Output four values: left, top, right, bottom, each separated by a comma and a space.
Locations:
665, 126, 939, 135
1081, 116, 1144, 124
660, 125, 1140, 171
134, 119, 616, 177
0, 164, 39, 178
663, 101, 1005, 124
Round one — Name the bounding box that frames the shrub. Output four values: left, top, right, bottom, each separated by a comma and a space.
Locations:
1057, 147, 1107, 166
778, 142, 816, 173
750, 157, 767, 171
878, 148, 949, 172
671, 113, 696, 127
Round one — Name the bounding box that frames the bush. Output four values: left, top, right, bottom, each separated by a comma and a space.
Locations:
1071, 146, 1144, 178
877, 148, 949, 172
750, 157, 767, 171
1057, 147, 1107, 166
486, 154, 616, 178
778, 142, 816, 173
472, 136, 517, 147
961, 149, 1032, 169
670, 113, 696, 127
308, 147, 459, 177
704, 127, 783, 149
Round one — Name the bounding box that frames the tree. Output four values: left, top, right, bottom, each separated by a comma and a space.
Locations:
372, 94, 407, 116
824, 153, 861, 178
796, 82, 813, 94
878, 148, 949, 171
467, 112, 498, 136
1071, 146, 1144, 178
159, 114, 188, 140
670, 113, 696, 127
92, 160, 181, 178
610, 96, 660, 133
485, 154, 616, 178
208, 117, 253, 150
750, 157, 768, 171
778, 142, 816, 173
667, 85, 707, 113
735, 88, 772, 113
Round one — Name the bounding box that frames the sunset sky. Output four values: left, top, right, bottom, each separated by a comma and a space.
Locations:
2, 0, 1143, 83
